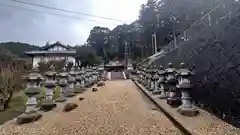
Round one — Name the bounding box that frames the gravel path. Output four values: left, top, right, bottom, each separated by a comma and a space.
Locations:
0, 80, 181, 135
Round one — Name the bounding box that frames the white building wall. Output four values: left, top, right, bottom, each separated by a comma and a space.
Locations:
32, 56, 76, 68
48, 46, 67, 51
67, 56, 76, 66
33, 56, 41, 68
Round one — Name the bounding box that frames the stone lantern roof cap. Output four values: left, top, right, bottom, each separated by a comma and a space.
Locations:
26, 67, 43, 80
25, 87, 41, 95
178, 68, 192, 76
45, 71, 57, 76
165, 67, 176, 73
59, 71, 69, 77
27, 73, 40, 80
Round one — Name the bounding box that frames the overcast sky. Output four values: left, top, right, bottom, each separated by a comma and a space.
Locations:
0, 0, 146, 46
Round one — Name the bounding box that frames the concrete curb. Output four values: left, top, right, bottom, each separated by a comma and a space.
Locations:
133, 80, 192, 135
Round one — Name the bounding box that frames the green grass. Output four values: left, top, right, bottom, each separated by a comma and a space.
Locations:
0, 87, 60, 125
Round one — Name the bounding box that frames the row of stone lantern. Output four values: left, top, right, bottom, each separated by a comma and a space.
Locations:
136, 62, 199, 117
17, 65, 101, 124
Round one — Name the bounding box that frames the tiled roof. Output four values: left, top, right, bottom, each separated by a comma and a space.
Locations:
41, 42, 71, 51
25, 50, 76, 55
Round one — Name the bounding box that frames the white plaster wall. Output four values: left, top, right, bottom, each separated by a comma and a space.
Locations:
67, 56, 76, 65
32, 56, 76, 67
32, 56, 41, 68
48, 46, 66, 51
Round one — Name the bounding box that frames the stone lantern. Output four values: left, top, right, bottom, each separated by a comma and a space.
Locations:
151, 68, 159, 93
146, 69, 151, 89
157, 65, 168, 98
88, 68, 94, 86
143, 68, 148, 86
75, 67, 87, 93
92, 67, 97, 85
93, 69, 98, 84
40, 67, 57, 111
153, 65, 165, 95
95, 67, 101, 83
67, 67, 76, 97
136, 67, 141, 81
140, 67, 144, 82
85, 69, 91, 88
137, 67, 142, 83
24, 68, 42, 112
97, 63, 104, 79
55, 67, 68, 102
81, 68, 87, 86
149, 65, 156, 91
142, 68, 147, 86
75, 67, 81, 90
165, 62, 181, 107
16, 68, 42, 124
176, 62, 199, 116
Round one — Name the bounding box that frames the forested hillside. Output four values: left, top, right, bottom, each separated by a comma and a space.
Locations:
85, 0, 225, 61
0, 42, 39, 58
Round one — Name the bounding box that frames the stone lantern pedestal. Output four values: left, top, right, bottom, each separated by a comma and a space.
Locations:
177, 63, 199, 116
166, 63, 181, 107
16, 68, 42, 124
40, 70, 57, 111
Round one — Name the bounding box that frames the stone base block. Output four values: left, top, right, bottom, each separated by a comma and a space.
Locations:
40, 101, 56, 111
166, 98, 181, 108
132, 77, 138, 81
177, 106, 199, 117
65, 92, 76, 97
16, 112, 42, 125
85, 83, 91, 88
158, 94, 168, 99
55, 96, 67, 102
97, 82, 105, 87
89, 83, 94, 87
148, 88, 154, 91
63, 103, 78, 112
74, 88, 87, 94
152, 90, 161, 95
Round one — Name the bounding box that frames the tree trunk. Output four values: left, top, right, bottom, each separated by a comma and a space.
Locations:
3, 91, 13, 109
141, 46, 144, 58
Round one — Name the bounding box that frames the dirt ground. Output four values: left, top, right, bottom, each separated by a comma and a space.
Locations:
0, 80, 182, 135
